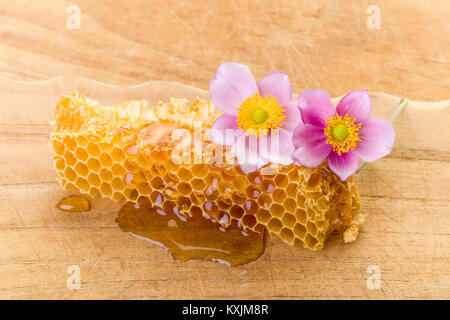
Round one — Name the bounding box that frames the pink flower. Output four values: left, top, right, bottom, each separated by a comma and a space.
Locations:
209, 62, 301, 173
292, 89, 395, 181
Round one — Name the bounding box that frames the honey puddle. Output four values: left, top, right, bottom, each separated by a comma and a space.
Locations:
116, 200, 265, 267
56, 195, 91, 212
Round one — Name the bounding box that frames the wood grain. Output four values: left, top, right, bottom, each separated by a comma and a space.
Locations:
0, 0, 449, 101
0, 77, 448, 299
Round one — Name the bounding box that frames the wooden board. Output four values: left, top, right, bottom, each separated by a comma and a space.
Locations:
0, 0, 449, 102
0, 77, 448, 299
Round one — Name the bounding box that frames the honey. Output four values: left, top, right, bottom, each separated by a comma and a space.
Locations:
117, 201, 264, 266
50, 92, 363, 251
56, 195, 91, 212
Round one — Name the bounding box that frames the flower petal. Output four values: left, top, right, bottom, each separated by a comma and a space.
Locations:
336, 89, 372, 124
258, 129, 294, 165
209, 114, 239, 146
292, 123, 331, 168
209, 62, 258, 116
257, 71, 292, 105
354, 118, 395, 162
297, 89, 336, 128
281, 101, 302, 132
232, 134, 269, 173
327, 151, 359, 181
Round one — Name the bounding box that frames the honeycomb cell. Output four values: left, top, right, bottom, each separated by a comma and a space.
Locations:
64, 137, 77, 151
231, 191, 246, 204
256, 208, 271, 223
190, 191, 205, 206
203, 201, 219, 215
150, 191, 164, 206
248, 171, 262, 184
111, 177, 124, 190
87, 142, 101, 157
75, 177, 90, 191
88, 187, 100, 198
151, 163, 166, 176
204, 187, 219, 201
177, 182, 192, 196
218, 182, 232, 194
283, 198, 297, 213
177, 167, 192, 181
294, 223, 307, 239
136, 182, 152, 195
280, 228, 294, 244
282, 213, 296, 228
52, 140, 65, 155
64, 167, 77, 181
217, 196, 232, 210
50, 92, 362, 251
295, 208, 307, 224
111, 163, 126, 176
244, 200, 258, 215
112, 192, 125, 202
176, 196, 191, 212
286, 183, 297, 198
307, 221, 317, 236
150, 176, 165, 189
64, 151, 77, 166
75, 148, 89, 162
275, 174, 288, 188
191, 178, 206, 191
99, 153, 113, 167
74, 162, 89, 177
87, 158, 101, 172
272, 188, 286, 203
75, 135, 89, 147
99, 168, 113, 182
230, 205, 244, 219
268, 218, 282, 234
191, 164, 208, 177
100, 182, 113, 196
305, 234, 318, 248
270, 203, 284, 218
87, 173, 101, 187
54, 157, 66, 171
262, 180, 275, 193
246, 186, 261, 199
205, 173, 220, 188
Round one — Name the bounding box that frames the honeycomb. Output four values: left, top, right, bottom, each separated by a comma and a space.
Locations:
50, 92, 363, 251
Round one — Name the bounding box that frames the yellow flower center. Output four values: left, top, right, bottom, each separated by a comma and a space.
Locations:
236, 93, 285, 137
324, 114, 362, 155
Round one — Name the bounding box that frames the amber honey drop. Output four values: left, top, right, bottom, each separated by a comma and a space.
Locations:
116, 201, 265, 267
56, 195, 91, 212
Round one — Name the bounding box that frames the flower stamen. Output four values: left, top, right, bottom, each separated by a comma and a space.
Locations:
324, 114, 362, 155
236, 93, 285, 137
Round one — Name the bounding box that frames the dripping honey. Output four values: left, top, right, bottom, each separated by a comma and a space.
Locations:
56, 195, 91, 212
116, 199, 265, 267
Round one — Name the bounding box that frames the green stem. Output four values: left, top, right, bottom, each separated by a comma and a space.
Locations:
357, 98, 409, 174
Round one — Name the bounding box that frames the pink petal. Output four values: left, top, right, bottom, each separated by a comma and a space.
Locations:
281, 101, 302, 132
298, 89, 336, 128
258, 129, 294, 165
209, 114, 239, 146
354, 118, 395, 162
257, 71, 292, 105
232, 134, 269, 174
209, 62, 258, 116
336, 89, 372, 124
292, 123, 331, 168
327, 151, 359, 181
